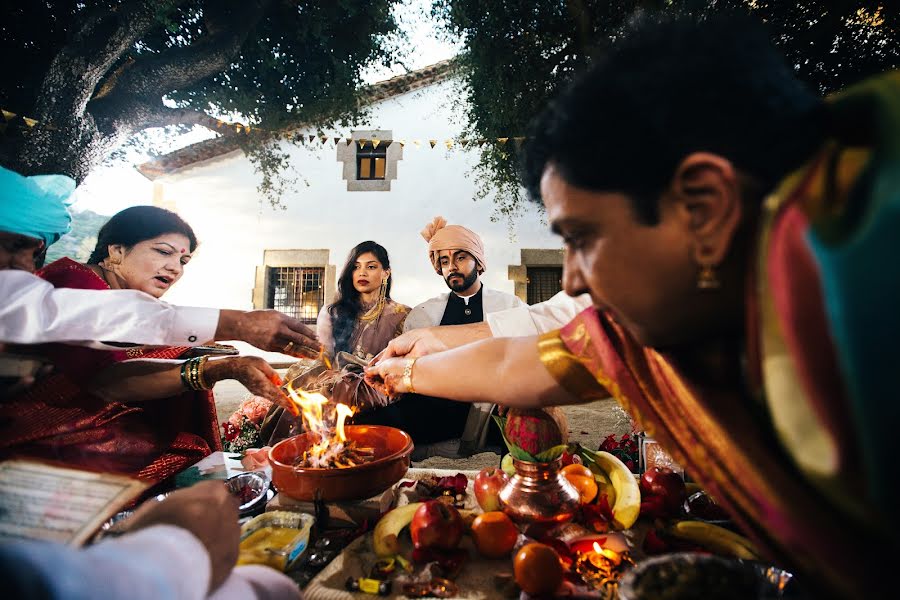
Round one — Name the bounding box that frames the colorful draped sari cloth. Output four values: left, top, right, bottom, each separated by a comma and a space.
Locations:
0, 258, 221, 484
540, 72, 900, 599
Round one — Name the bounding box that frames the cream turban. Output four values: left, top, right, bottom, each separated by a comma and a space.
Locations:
420, 216, 487, 274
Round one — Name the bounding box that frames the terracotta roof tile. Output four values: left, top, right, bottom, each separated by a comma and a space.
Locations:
136, 59, 457, 180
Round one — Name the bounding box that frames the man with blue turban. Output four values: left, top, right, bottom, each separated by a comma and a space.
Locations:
0, 166, 75, 270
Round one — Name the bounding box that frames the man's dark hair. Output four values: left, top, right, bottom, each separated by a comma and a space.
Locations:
522, 15, 826, 223
88, 205, 198, 263
330, 240, 393, 355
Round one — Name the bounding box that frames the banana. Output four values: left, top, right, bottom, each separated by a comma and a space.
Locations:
589, 467, 617, 508
667, 520, 760, 560
373, 502, 423, 557
588, 450, 640, 530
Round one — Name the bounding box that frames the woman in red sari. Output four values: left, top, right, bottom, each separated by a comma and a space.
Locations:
367, 17, 898, 599
0, 206, 287, 485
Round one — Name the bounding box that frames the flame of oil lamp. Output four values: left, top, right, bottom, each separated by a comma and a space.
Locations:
574, 541, 634, 592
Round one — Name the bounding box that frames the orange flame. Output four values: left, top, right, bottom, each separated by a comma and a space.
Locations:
284, 380, 355, 464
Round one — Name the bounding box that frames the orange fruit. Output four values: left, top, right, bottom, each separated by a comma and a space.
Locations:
470, 511, 518, 559
561, 463, 593, 479
513, 542, 564, 596
566, 473, 599, 504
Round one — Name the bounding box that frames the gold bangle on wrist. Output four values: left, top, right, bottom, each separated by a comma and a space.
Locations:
195, 355, 210, 390
402, 357, 417, 394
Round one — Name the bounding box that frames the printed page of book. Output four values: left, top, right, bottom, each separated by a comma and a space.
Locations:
0, 459, 148, 546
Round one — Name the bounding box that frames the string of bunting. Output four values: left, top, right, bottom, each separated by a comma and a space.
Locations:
1, 109, 44, 135
1, 107, 527, 149
290, 134, 528, 150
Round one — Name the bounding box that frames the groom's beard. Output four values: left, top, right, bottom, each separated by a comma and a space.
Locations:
445, 268, 478, 293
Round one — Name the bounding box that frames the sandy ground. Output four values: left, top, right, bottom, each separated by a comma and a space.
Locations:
213, 371, 632, 471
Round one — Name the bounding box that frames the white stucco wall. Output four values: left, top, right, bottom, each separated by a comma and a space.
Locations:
153, 78, 562, 320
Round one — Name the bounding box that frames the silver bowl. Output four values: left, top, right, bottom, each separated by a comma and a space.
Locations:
225, 471, 271, 515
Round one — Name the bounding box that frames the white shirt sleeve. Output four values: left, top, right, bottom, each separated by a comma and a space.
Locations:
0, 525, 210, 600
486, 292, 592, 337
316, 305, 334, 355
0, 270, 219, 348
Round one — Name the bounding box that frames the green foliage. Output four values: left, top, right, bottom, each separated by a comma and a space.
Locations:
435, 0, 899, 214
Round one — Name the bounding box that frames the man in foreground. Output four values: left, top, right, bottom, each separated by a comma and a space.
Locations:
368, 16, 897, 598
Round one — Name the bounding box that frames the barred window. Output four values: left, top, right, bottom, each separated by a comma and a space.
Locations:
526, 266, 562, 305
356, 141, 387, 180
266, 266, 325, 324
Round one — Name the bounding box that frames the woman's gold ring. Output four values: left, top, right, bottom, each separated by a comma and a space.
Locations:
283, 341, 295, 354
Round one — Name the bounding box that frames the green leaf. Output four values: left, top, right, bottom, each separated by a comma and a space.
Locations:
492, 415, 537, 462
534, 444, 568, 462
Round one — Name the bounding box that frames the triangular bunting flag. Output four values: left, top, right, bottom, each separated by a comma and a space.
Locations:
358, 139, 366, 149
396, 139, 406, 148
459, 139, 469, 148
320, 136, 328, 145
333, 137, 341, 145
413, 140, 421, 148
372, 139, 381, 150
309, 135, 316, 143
23, 117, 38, 128
2, 109, 16, 121
445, 139, 454, 150
477, 139, 486, 147
346, 138, 353, 146
429, 140, 437, 148
497, 137, 509, 145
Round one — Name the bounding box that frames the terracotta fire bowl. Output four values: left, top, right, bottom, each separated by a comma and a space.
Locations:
268, 425, 413, 502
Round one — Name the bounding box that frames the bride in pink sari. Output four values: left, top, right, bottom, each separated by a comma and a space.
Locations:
0, 206, 287, 484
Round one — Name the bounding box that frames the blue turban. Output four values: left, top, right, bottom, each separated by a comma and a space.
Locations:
0, 165, 76, 247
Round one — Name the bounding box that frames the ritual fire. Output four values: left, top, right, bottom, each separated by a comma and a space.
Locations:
285, 383, 375, 469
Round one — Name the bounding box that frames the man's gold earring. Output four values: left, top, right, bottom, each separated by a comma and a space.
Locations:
697, 264, 720, 290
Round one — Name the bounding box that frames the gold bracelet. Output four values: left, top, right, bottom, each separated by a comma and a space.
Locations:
402, 357, 417, 394
195, 355, 210, 390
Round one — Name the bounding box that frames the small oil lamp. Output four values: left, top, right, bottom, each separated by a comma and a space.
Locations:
574, 541, 635, 592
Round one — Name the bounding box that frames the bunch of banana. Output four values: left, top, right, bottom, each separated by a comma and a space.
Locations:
373, 502, 423, 557
666, 520, 760, 560
577, 446, 641, 530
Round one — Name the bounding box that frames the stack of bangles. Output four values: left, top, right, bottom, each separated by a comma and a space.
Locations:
180, 356, 211, 391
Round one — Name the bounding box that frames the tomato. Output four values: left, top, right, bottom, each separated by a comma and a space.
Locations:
470, 511, 518, 559
513, 543, 564, 596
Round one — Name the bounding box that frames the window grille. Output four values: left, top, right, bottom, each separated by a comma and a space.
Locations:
266, 266, 325, 324
526, 266, 563, 305
356, 141, 387, 180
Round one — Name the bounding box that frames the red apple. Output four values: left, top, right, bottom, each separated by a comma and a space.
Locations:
639, 467, 687, 516
410, 500, 464, 550
473, 467, 509, 512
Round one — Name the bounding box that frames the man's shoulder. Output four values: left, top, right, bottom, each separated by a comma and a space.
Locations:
482, 287, 526, 309
410, 293, 449, 312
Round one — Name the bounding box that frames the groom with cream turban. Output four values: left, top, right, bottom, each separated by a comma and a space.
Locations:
354, 217, 523, 452
403, 216, 524, 331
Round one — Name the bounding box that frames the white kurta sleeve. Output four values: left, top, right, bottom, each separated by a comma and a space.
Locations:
486, 292, 592, 337
316, 305, 334, 355
0, 525, 211, 600
0, 270, 219, 348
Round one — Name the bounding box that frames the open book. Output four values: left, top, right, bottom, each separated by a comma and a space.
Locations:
0, 459, 148, 546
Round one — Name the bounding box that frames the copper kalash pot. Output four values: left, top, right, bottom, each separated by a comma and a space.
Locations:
499, 456, 581, 524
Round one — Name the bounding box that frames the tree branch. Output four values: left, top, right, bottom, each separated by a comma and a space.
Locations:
112, 0, 273, 100
34, 0, 187, 120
